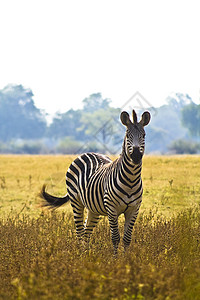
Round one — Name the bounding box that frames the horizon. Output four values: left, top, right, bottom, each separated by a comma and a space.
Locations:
0, 83, 197, 117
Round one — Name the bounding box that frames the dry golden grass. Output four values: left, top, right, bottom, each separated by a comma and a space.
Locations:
1, 208, 200, 299
0, 154, 199, 217
0, 155, 76, 217
0, 155, 200, 299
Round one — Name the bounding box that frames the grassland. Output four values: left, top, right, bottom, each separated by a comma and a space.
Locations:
0, 155, 200, 299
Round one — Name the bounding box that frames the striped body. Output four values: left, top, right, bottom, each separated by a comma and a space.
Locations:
66, 151, 143, 249
41, 109, 150, 253
67, 151, 143, 215
66, 153, 111, 216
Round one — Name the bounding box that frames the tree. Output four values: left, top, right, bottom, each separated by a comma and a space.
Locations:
181, 103, 200, 137
48, 93, 121, 154
82, 93, 111, 113
57, 137, 82, 154
169, 139, 200, 154
0, 84, 47, 141
48, 109, 86, 140
80, 107, 121, 153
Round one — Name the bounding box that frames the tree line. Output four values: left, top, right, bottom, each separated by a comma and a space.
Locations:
0, 84, 199, 154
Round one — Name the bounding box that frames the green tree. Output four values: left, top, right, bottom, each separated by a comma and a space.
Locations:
169, 139, 200, 154
82, 93, 111, 112
181, 103, 200, 137
81, 93, 123, 153
80, 107, 121, 151
57, 137, 82, 154
0, 84, 46, 141
48, 109, 86, 140
48, 93, 120, 152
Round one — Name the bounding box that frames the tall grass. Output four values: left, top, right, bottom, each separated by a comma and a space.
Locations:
1, 208, 200, 299
1, 155, 200, 299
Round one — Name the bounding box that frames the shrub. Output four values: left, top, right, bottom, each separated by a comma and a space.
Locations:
169, 139, 200, 154
57, 137, 82, 154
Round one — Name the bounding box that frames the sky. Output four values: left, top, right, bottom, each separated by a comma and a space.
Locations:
0, 0, 200, 114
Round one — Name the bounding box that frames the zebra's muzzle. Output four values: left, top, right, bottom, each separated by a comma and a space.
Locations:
130, 147, 143, 164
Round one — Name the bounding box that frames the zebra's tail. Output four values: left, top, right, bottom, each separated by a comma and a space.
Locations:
40, 184, 70, 209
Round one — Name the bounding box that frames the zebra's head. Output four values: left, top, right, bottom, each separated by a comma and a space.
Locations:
120, 110, 151, 165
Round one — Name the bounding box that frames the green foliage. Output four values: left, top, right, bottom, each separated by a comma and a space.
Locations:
169, 139, 200, 154
0, 84, 47, 141
19, 141, 47, 155
57, 137, 82, 154
0, 86, 199, 154
80, 107, 121, 147
45, 93, 121, 154
147, 100, 189, 153
48, 109, 86, 141
82, 93, 111, 112
0, 208, 200, 299
181, 103, 200, 137
0, 140, 48, 154
146, 126, 168, 153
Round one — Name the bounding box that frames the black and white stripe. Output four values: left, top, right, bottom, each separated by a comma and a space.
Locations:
41, 109, 151, 253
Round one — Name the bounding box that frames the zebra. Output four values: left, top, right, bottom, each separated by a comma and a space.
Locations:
41, 109, 151, 254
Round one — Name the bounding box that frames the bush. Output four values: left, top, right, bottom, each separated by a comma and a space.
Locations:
57, 137, 82, 154
0, 140, 49, 154
169, 139, 200, 154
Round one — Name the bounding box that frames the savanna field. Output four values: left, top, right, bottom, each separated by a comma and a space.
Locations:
0, 155, 200, 299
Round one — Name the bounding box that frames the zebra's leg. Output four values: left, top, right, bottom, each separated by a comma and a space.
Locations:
84, 210, 99, 245
123, 206, 140, 251
107, 212, 120, 255
70, 198, 85, 241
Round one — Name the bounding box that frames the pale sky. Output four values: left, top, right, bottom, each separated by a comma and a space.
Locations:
0, 0, 200, 114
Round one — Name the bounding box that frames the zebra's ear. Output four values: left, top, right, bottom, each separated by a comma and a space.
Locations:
120, 111, 131, 126
140, 111, 151, 127
132, 110, 138, 123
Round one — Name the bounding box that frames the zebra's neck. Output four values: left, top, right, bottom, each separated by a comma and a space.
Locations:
113, 145, 142, 195
117, 150, 142, 182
